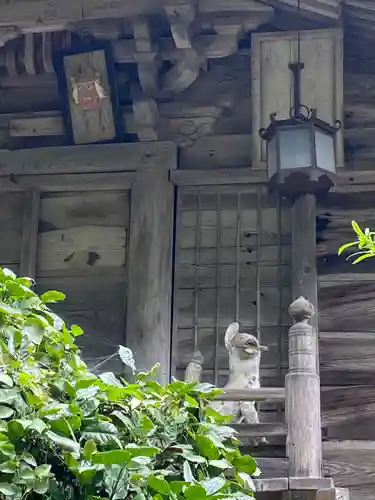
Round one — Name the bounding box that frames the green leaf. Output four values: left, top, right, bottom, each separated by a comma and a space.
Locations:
352, 253, 374, 264
170, 481, 187, 494
34, 464, 51, 477
118, 345, 136, 373
99, 372, 122, 387
92, 450, 131, 465
237, 472, 255, 492
21, 452, 37, 467
125, 444, 160, 457
352, 220, 365, 238
33, 477, 50, 494
184, 484, 206, 499
184, 394, 199, 407
232, 456, 257, 475
0, 389, 19, 404
200, 477, 226, 495
195, 435, 220, 460
0, 406, 14, 419
0, 460, 17, 473
40, 290, 66, 303
81, 421, 120, 447
0, 442, 15, 458
29, 419, 47, 434
338, 241, 357, 255
0, 482, 19, 496
148, 476, 171, 495
209, 459, 232, 469
8, 419, 31, 438
183, 452, 206, 464
23, 321, 44, 344
71, 324, 84, 336
0, 374, 13, 388
0, 421, 8, 433
46, 431, 80, 454
183, 461, 195, 483
83, 439, 97, 460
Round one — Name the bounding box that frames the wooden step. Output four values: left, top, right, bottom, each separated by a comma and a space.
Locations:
233, 422, 287, 437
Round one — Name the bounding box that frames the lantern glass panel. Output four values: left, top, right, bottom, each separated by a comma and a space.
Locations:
267, 134, 278, 178
315, 128, 336, 173
279, 126, 312, 171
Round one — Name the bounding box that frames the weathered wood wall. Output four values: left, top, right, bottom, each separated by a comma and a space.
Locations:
0, 193, 25, 274
0, 190, 130, 372
34, 191, 129, 371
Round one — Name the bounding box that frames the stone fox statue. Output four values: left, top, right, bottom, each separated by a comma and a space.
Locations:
185, 322, 268, 442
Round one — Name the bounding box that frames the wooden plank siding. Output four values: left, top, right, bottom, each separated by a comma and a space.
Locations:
0, 192, 25, 275
315, 192, 375, 499
34, 190, 130, 372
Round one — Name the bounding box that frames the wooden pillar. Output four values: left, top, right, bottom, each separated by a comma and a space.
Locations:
291, 193, 318, 333
126, 167, 175, 384
20, 190, 40, 278
286, 296, 322, 478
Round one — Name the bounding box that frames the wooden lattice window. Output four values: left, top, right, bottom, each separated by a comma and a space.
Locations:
172, 186, 292, 388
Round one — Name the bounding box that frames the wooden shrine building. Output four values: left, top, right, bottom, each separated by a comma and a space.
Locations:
1, 0, 375, 498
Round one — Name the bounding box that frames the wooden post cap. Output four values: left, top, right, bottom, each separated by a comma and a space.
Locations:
289, 296, 315, 322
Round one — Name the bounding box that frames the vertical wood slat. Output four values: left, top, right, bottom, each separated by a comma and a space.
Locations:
126, 167, 175, 384
214, 193, 221, 386
20, 190, 40, 278
194, 194, 202, 351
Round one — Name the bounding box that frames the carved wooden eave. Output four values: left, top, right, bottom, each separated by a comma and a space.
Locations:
0, 1, 273, 89
0, 0, 273, 141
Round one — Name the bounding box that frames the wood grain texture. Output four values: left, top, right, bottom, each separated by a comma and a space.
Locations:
35, 191, 130, 372
20, 190, 39, 278
0, 172, 135, 193
37, 192, 129, 276
292, 194, 319, 335
255, 441, 375, 500
0, 192, 24, 267
126, 167, 175, 383
0, 141, 177, 175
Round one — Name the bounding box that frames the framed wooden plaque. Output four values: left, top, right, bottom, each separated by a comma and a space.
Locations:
54, 43, 123, 145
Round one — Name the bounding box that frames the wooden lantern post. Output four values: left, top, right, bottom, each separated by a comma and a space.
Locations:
286, 296, 322, 479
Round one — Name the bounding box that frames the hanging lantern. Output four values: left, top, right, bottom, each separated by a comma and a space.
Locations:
259, 62, 341, 197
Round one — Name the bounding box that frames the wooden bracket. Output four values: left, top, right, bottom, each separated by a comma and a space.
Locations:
133, 17, 160, 96
164, 1, 196, 49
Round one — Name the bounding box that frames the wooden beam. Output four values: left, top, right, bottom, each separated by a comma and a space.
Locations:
234, 422, 287, 437
170, 168, 267, 186
20, 190, 39, 278
291, 194, 319, 333
0, 141, 177, 176
0, 172, 136, 192
0, 0, 273, 34
214, 387, 285, 402
126, 166, 175, 383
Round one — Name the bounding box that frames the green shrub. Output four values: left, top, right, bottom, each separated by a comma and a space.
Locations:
0, 268, 258, 500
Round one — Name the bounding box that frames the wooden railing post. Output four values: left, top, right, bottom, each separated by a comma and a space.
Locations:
286, 296, 322, 479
